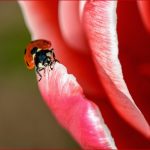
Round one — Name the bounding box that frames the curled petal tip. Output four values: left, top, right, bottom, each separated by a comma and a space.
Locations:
37, 63, 117, 149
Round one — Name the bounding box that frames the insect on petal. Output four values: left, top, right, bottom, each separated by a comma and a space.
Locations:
37, 63, 117, 149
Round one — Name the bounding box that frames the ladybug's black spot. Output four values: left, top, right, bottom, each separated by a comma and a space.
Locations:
26, 61, 29, 66
31, 47, 38, 55
24, 49, 26, 54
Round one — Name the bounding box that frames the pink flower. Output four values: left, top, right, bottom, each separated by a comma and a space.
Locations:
19, 1, 150, 149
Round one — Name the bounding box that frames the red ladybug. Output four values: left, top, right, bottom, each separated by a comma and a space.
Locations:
24, 39, 58, 81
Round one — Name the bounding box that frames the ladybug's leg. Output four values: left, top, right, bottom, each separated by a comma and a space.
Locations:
36, 68, 42, 81
40, 67, 46, 74
36, 67, 45, 81
50, 48, 59, 63
51, 48, 55, 59
50, 61, 54, 70
49, 59, 56, 70
55, 59, 59, 63
50, 57, 59, 70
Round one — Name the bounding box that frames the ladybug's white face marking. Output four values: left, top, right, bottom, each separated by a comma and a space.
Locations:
37, 48, 41, 52
37, 62, 45, 69
46, 52, 51, 57
32, 54, 36, 59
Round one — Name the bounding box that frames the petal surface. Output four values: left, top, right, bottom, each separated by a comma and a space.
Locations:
19, 0, 106, 100
38, 63, 117, 149
138, 1, 150, 33
58, 1, 89, 52
83, 1, 150, 137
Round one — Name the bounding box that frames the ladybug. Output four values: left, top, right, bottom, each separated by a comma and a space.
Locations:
24, 39, 58, 81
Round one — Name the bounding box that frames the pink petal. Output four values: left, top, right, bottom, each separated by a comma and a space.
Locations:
83, 1, 150, 138
19, 0, 106, 99
58, 1, 89, 52
138, 1, 150, 33
37, 63, 117, 149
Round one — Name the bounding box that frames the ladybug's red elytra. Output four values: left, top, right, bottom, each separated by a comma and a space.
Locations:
24, 39, 58, 81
